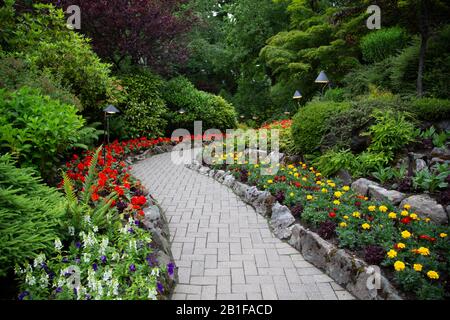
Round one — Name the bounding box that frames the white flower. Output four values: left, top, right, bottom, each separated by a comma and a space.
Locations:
83, 253, 91, 263
68, 226, 75, 236
99, 238, 109, 255
25, 273, 36, 286
103, 268, 112, 282
112, 252, 120, 261
57, 278, 66, 288
111, 278, 119, 296
148, 288, 157, 300
150, 268, 160, 277
84, 214, 91, 224
33, 253, 46, 268
93, 225, 99, 233
128, 239, 137, 252
14, 266, 24, 275
54, 238, 63, 251
39, 273, 49, 288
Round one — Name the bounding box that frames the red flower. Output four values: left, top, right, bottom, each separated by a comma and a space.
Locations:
138, 210, 145, 216
114, 186, 124, 196
294, 182, 301, 188
91, 193, 99, 202
329, 212, 336, 218
77, 163, 85, 171
131, 195, 147, 206
355, 201, 361, 207
401, 217, 411, 225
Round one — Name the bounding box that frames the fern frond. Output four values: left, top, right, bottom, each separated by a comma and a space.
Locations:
81, 145, 102, 205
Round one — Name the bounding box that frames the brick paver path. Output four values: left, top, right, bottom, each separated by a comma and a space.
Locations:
132, 152, 354, 300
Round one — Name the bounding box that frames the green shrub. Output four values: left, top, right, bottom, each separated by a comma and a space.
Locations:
360, 27, 409, 63
0, 55, 82, 107
365, 110, 418, 158
322, 94, 404, 151
291, 100, 351, 154
408, 98, 450, 122
2, 2, 116, 111
323, 88, 346, 102
314, 149, 358, 176
163, 76, 237, 132
0, 87, 90, 178
0, 154, 66, 277
120, 72, 169, 138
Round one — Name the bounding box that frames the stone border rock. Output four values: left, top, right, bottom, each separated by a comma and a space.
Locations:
127, 143, 178, 300
186, 160, 403, 300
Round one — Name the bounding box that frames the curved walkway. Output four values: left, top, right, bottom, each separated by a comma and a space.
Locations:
132, 152, 354, 300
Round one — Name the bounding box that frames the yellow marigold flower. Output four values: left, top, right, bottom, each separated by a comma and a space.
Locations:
294, 173, 299, 178
352, 211, 361, 218
267, 180, 273, 184
425, 218, 431, 223
316, 181, 323, 186
397, 243, 406, 249
394, 261, 405, 272
288, 164, 294, 169
440, 233, 448, 238
333, 200, 341, 205
328, 182, 336, 188
368, 206, 376, 212
306, 195, 313, 200
401, 230, 411, 239
343, 215, 349, 220
427, 271, 439, 280
309, 167, 314, 171
334, 191, 343, 198
410, 213, 418, 220
316, 173, 321, 177
289, 192, 295, 197
413, 264, 423, 272
387, 250, 397, 258
302, 177, 307, 182
404, 204, 411, 210
254, 164, 260, 168
379, 205, 388, 212
321, 188, 328, 193
342, 186, 350, 191
417, 247, 430, 256
362, 223, 371, 230
388, 212, 397, 219
401, 210, 409, 216
338, 222, 347, 228
364, 197, 368, 201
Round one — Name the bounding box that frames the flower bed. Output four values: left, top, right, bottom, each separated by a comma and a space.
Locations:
204, 150, 450, 300
15, 137, 177, 300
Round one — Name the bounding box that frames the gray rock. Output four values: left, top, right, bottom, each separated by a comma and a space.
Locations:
337, 169, 352, 185
400, 195, 448, 224
431, 147, 450, 160
214, 170, 225, 181
270, 203, 295, 235
245, 149, 268, 163
198, 166, 210, 175
208, 169, 216, 178
415, 159, 428, 172
273, 227, 292, 240
430, 157, 448, 166
244, 187, 275, 216
144, 205, 161, 222
232, 181, 249, 198
351, 178, 380, 196
437, 120, 450, 132
223, 174, 236, 187
368, 185, 407, 205
409, 152, 426, 160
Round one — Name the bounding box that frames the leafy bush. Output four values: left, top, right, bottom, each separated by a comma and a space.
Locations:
291, 100, 351, 154
314, 149, 357, 176
163, 77, 237, 132
0, 155, 66, 277
365, 110, 418, 159
409, 98, 450, 122
360, 27, 409, 63
0, 87, 92, 178
413, 164, 450, 193
322, 88, 346, 102
2, 2, 116, 111
120, 72, 169, 138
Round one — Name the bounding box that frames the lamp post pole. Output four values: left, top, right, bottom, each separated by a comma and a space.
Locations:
103, 104, 120, 162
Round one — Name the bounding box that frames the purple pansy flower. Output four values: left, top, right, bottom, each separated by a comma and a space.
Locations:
157, 282, 164, 293
101, 255, 107, 264
92, 263, 98, 271
18, 291, 30, 300
129, 264, 136, 272
167, 263, 175, 277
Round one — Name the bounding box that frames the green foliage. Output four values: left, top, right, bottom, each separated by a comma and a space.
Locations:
313, 149, 357, 176
0, 87, 88, 178
322, 88, 346, 102
409, 98, 450, 122
1, 2, 116, 111
119, 71, 169, 138
365, 110, 418, 159
291, 100, 351, 154
0, 154, 66, 277
163, 76, 237, 132
413, 164, 450, 193
360, 27, 409, 63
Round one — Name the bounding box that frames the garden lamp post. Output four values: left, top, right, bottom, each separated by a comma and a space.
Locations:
293, 90, 302, 109
315, 71, 330, 97
103, 104, 120, 146
178, 108, 186, 115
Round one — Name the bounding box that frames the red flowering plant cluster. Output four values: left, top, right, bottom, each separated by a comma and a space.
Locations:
62, 137, 170, 220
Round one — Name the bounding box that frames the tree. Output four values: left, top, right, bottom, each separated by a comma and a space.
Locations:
46, 0, 196, 74
397, 0, 450, 96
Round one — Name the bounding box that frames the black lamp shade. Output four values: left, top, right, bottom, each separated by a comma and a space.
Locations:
315, 71, 330, 84
104, 104, 120, 114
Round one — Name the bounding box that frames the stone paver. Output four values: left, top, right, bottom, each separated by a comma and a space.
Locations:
132, 152, 353, 300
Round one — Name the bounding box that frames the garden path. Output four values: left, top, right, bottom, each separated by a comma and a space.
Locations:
132, 152, 354, 300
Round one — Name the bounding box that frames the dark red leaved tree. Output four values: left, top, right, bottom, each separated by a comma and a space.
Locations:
48, 0, 196, 73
